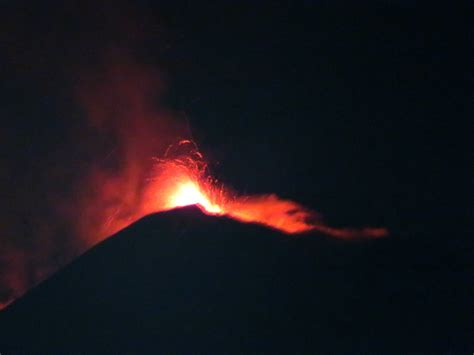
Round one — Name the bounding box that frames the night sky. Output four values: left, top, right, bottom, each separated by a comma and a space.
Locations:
0, 0, 472, 350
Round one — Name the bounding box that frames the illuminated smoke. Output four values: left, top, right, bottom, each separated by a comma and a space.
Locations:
0, 55, 386, 310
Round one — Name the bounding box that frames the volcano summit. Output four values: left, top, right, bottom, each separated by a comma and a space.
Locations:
0, 206, 470, 353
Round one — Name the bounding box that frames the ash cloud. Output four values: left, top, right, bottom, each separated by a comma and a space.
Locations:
0, 2, 185, 308
73, 53, 187, 244
1, 52, 187, 308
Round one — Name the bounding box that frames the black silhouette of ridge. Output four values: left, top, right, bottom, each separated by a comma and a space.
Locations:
0, 206, 471, 353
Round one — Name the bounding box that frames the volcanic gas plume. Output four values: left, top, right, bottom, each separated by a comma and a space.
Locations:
0, 56, 386, 310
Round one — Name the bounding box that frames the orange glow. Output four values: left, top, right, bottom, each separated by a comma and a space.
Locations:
0, 58, 387, 312
167, 181, 222, 214
125, 140, 387, 239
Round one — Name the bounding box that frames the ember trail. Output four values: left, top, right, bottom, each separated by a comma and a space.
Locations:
109, 140, 388, 239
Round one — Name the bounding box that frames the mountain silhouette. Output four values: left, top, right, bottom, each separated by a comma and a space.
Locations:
0, 206, 471, 353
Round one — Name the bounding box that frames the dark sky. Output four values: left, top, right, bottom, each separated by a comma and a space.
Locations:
0, 0, 472, 308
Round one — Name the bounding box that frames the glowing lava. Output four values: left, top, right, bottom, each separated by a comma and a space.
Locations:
167, 181, 222, 214
135, 140, 387, 238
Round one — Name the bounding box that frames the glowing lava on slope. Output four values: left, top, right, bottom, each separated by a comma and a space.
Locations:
168, 181, 222, 214
135, 140, 387, 239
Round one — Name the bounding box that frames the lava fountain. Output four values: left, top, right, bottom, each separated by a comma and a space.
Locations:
0, 56, 387, 312
118, 140, 388, 239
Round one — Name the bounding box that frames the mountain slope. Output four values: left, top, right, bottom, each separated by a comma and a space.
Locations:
0, 206, 471, 353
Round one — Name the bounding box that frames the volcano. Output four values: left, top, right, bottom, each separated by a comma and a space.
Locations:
0, 206, 471, 353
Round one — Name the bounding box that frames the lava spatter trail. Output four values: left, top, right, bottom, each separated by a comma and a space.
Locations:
104, 140, 388, 239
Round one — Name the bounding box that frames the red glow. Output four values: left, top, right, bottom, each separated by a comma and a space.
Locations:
130, 140, 387, 238
0, 57, 387, 311
167, 181, 222, 214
